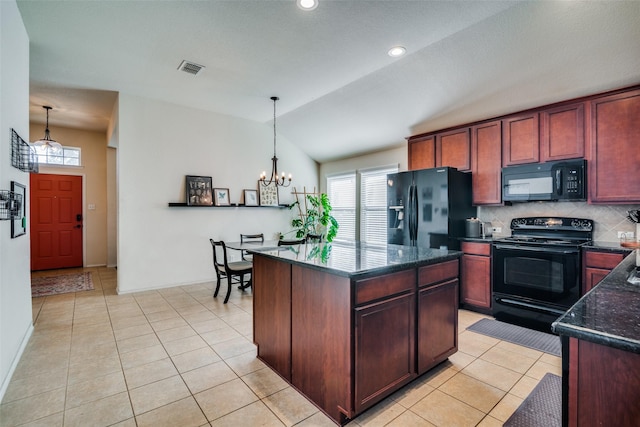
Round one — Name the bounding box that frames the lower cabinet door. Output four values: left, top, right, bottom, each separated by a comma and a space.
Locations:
354, 292, 416, 414
418, 279, 459, 374
461, 254, 491, 308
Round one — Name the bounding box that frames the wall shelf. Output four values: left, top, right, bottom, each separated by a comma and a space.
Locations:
167, 202, 288, 208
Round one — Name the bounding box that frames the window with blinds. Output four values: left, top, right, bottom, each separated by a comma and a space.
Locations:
327, 172, 356, 242
360, 166, 397, 245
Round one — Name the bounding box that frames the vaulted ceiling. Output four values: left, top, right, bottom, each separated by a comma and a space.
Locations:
17, 1, 640, 162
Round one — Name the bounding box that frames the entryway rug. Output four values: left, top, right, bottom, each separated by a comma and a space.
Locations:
466, 318, 561, 356
31, 272, 94, 297
503, 372, 562, 427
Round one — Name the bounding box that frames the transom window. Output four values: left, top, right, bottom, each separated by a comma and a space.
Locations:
33, 146, 81, 166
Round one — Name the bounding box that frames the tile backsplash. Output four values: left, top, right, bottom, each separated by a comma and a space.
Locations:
478, 202, 640, 243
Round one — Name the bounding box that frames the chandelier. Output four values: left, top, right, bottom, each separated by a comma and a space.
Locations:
32, 106, 63, 153
260, 96, 292, 187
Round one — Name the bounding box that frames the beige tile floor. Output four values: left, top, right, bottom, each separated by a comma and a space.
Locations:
0, 267, 561, 426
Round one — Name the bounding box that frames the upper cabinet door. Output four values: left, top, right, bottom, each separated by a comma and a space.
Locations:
408, 136, 435, 171
589, 89, 640, 203
436, 128, 471, 171
471, 120, 502, 205
502, 113, 539, 166
540, 103, 585, 162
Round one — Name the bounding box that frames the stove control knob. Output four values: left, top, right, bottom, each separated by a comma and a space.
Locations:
513, 218, 527, 227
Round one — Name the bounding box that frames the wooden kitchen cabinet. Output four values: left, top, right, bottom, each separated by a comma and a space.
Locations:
252, 255, 293, 380
408, 135, 435, 170
582, 249, 625, 293
540, 102, 585, 162
460, 242, 492, 311
471, 120, 502, 205
502, 112, 540, 166
355, 292, 415, 413
436, 128, 471, 172
566, 337, 640, 427
589, 88, 640, 203
417, 260, 459, 374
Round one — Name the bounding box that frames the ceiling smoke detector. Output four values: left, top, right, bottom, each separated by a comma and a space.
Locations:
177, 60, 205, 76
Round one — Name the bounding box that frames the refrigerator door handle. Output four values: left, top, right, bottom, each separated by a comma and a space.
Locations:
407, 185, 413, 243
410, 184, 418, 244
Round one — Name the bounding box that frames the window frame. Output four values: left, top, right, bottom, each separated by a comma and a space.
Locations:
32, 145, 82, 167
325, 164, 398, 245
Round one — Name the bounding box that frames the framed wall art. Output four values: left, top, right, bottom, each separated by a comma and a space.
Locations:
259, 181, 279, 206
11, 181, 26, 238
185, 175, 213, 206
243, 189, 258, 206
214, 188, 231, 206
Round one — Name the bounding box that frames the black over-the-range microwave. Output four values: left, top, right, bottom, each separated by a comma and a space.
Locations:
502, 159, 586, 202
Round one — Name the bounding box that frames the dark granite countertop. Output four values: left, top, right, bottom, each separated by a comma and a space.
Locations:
552, 250, 640, 354
251, 242, 462, 280
583, 241, 634, 253
458, 237, 495, 243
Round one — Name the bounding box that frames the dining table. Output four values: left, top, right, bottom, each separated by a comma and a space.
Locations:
224, 239, 281, 252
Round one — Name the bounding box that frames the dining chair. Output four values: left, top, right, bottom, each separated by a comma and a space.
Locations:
240, 233, 264, 261
210, 239, 253, 303
278, 238, 306, 246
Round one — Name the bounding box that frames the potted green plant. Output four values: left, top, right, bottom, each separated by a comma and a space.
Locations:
284, 193, 339, 242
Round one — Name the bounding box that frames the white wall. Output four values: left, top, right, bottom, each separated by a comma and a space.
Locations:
319, 145, 407, 192
0, 0, 33, 401
116, 94, 318, 293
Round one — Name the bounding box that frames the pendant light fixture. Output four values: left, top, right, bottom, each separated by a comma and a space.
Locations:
260, 96, 292, 188
32, 106, 63, 153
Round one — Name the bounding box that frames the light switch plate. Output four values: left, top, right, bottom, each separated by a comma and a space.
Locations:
88, 204, 96, 210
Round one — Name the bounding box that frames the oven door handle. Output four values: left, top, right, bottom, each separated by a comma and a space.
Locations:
494, 297, 567, 317
493, 244, 580, 255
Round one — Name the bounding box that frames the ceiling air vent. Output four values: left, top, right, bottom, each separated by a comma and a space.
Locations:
177, 60, 205, 76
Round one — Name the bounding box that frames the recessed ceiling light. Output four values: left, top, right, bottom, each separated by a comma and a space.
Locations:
388, 46, 407, 58
297, 0, 318, 11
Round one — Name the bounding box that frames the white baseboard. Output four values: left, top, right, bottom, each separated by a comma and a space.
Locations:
0, 323, 34, 403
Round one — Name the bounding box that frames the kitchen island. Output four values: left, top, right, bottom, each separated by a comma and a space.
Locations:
552, 250, 640, 427
251, 242, 462, 425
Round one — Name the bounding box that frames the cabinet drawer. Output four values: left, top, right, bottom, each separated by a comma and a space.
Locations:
418, 260, 459, 288
356, 269, 416, 305
461, 242, 491, 256
584, 251, 624, 269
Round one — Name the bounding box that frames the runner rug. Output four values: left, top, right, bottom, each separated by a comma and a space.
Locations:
466, 318, 561, 356
503, 373, 562, 427
31, 272, 94, 297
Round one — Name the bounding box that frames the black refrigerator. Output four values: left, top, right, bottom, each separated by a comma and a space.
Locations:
387, 167, 476, 250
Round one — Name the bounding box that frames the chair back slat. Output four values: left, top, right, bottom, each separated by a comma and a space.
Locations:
278, 238, 306, 246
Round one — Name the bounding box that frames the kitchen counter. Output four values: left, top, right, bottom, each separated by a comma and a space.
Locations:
252, 241, 462, 279
552, 250, 640, 426
458, 237, 495, 243
584, 240, 634, 254
252, 242, 461, 424
553, 250, 640, 353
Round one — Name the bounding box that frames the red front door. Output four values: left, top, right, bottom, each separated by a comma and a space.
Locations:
30, 174, 83, 271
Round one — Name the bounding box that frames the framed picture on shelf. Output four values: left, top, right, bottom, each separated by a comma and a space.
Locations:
214, 188, 231, 206
11, 181, 26, 238
243, 189, 258, 206
259, 181, 279, 206
186, 175, 213, 206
